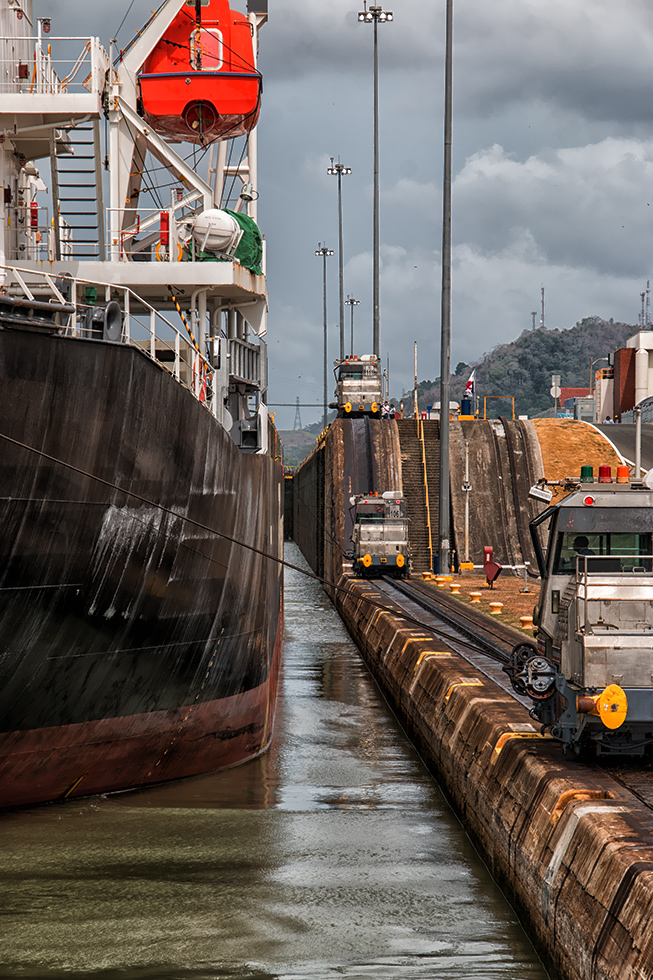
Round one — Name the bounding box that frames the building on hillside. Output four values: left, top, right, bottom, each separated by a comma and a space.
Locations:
593, 367, 614, 422
561, 386, 590, 403
612, 331, 653, 420
562, 387, 593, 421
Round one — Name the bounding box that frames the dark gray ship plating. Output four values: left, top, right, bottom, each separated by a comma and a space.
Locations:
0, 0, 283, 807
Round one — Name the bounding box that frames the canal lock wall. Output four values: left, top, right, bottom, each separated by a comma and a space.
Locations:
291, 418, 653, 980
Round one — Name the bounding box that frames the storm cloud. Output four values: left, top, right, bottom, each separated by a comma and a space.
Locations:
44, 0, 653, 425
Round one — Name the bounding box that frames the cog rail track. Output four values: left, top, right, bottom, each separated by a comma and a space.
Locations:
371, 576, 532, 707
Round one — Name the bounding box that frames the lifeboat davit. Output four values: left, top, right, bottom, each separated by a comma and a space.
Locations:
139, 0, 262, 144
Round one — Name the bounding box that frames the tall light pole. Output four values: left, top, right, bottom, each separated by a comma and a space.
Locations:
358, 2, 393, 358
589, 356, 609, 398
346, 295, 360, 355
327, 158, 352, 361
316, 243, 334, 430
438, 0, 453, 574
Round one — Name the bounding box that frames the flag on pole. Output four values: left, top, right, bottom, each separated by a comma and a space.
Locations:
464, 369, 475, 397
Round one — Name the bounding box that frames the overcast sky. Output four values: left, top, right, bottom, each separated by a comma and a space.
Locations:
44, 0, 653, 427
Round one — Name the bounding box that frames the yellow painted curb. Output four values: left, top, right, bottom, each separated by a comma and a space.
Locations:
490, 731, 553, 765
444, 680, 483, 702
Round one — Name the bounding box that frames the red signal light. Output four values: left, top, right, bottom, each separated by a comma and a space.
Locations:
160, 211, 170, 246
583, 495, 595, 506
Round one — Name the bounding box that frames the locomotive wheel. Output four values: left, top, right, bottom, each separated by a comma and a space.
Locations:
503, 642, 538, 697
522, 655, 557, 700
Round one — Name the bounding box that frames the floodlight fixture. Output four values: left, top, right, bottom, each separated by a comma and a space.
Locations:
357, 2, 393, 358
316, 243, 334, 429
327, 159, 352, 359
346, 295, 360, 356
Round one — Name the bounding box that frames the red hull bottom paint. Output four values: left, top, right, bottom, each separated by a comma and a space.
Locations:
0, 601, 283, 809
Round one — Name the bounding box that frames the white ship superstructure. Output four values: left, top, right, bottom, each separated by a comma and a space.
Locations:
0, 0, 270, 449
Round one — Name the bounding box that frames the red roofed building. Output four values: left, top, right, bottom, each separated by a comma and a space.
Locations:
561, 387, 590, 403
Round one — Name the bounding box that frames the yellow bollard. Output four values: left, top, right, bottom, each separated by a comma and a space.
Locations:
449, 582, 461, 595
520, 615, 534, 631
489, 601, 504, 616
469, 592, 482, 604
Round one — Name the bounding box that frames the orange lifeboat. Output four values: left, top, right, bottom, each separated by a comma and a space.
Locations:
139, 0, 262, 144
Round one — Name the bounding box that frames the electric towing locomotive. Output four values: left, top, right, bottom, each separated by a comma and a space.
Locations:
331, 354, 382, 418
504, 466, 653, 755
348, 491, 410, 578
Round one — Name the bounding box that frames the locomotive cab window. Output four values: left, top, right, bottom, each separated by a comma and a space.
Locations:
357, 504, 385, 522
338, 366, 363, 380
553, 531, 653, 574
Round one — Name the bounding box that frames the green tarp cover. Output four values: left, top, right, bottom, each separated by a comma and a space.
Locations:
198, 209, 263, 275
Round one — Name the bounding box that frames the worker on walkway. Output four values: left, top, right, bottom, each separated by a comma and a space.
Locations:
382, 400, 391, 419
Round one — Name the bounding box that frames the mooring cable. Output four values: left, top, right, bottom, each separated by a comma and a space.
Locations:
0, 430, 443, 638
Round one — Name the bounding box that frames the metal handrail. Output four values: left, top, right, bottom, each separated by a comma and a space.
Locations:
0, 263, 216, 414
0, 36, 105, 96
574, 554, 653, 634
419, 418, 433, 572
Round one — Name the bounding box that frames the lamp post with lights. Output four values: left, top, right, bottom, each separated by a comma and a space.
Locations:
327, 159, 352, 361
438, 0, 453, 573
316, 243, 334, 429
346, 295, 360, 356
589, 356, 609, 400
358, 2, 392, 358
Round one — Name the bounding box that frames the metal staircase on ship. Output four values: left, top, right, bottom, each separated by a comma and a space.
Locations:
50, 120, 105, 261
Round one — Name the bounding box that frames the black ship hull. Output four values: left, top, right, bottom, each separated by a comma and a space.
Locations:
0, 328, 283, 807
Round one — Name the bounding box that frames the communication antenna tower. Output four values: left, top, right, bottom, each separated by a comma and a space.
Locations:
540, 286, 545, 330
647, 280, 651, 326
531, 311, 537, 330
640, 291, 646, 328
293, 396, 302, 430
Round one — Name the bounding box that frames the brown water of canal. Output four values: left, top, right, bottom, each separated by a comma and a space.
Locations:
0, 544, 550, 980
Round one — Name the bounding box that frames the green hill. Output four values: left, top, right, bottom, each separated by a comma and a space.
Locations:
405, 317, 635, 418
278, 429, 318, 470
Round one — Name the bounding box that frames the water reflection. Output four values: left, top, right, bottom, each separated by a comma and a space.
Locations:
0, 544, 549, 980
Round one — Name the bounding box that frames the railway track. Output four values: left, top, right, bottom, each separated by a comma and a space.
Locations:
373, 575, 531, 707
371, 575, 653, 808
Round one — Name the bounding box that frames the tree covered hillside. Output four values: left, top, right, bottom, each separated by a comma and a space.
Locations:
407, 317, 636, 418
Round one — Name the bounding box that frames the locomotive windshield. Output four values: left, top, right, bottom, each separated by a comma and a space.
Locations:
552, 507, 653, 573
337, 365, 363, 380
553, 531, 652, 573
356, 503, 385, 522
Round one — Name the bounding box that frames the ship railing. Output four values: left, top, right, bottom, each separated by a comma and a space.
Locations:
0, 35, 106, 96
6, 202, 54, 262
105, 202, 265, 271
0, 263, 218, 415
106, 201, 226, 265
6, 208, 100, 263
107, 204, 199, 264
